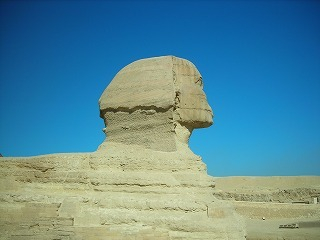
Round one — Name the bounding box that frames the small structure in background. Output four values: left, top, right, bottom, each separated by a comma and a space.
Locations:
0, 153, 3, 157
311, 194, 319, 204
279, 223, 299, 229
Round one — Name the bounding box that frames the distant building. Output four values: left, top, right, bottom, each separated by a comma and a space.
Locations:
311, 194, 320, 204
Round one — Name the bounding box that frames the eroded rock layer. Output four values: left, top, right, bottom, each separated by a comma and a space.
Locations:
0, 145, 245, 239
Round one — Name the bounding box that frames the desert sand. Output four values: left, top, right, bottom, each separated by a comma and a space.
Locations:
215, 176, 320, 239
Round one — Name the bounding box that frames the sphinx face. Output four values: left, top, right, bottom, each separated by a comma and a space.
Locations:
177, 78, 213, 128
173, 60, 213, 129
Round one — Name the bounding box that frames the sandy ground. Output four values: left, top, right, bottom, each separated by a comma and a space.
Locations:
246, 218, 320, 240
213, 177, 320, 239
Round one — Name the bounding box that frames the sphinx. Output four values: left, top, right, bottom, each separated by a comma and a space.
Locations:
0, 56, 245, 239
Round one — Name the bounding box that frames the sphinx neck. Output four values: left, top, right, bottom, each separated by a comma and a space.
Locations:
98, 110, 195, 153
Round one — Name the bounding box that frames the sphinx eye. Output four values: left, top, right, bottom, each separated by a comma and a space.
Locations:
195, 77, 203, 87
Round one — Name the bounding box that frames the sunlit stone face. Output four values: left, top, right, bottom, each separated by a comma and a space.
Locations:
173, 58, 213, 129
178, 79, 213, 128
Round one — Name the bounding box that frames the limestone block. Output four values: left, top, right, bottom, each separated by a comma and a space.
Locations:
58, 197, 80, 218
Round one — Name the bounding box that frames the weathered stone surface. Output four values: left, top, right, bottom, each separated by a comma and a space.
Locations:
0, 150, 245, 239
214, 176, 320, 204
0, 56, 246, 239
99, 56, 213, 152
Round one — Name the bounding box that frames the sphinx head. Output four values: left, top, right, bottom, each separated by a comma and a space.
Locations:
98, 56, 213, 152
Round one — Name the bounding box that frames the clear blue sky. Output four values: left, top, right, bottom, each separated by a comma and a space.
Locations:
1, 0, 319, 176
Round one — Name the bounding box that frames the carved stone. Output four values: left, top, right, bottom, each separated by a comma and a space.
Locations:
98, 56, 213, 152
